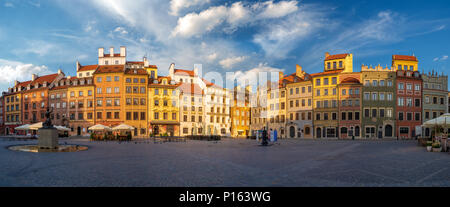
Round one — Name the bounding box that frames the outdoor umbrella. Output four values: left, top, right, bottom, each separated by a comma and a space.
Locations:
112, 123, 135, 131
28, 122, 43, 130
15, 124, 30, 131
88, 124, 112, 131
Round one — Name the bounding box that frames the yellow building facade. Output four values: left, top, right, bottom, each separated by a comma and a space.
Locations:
230, 86, 251, 138
313, 53, 353, 138
148, 77, 180, 137
123, 68, 149, 137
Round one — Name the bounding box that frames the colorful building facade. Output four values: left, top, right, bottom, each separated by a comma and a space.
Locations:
422, 71, 448, 138
361, 65, 397, 138
338, 72, 362, 139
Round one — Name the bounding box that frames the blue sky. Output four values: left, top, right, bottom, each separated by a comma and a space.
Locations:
0, 0, 449, 91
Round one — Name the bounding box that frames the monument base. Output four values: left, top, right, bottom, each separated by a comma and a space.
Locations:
38, 128, 59, 149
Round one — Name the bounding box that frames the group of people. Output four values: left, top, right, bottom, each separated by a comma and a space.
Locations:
259, 127, 277, 146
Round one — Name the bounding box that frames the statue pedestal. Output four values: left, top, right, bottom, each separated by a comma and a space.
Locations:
38, 128, 58, 149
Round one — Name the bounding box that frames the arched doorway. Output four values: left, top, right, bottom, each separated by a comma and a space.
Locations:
289, 126, 295, 138
385, 125, 393, 137
316, 127, 321, 138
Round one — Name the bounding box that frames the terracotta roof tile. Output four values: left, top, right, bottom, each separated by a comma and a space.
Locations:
310, 69, 344, 77
94, 65, 125, 74
202, 78, 222, 89
393, 55, 418, 61
124, 68, 148, 75
78, 65, 98, 72
31, 73, 59, 85
174, 69, 195, 77
325, 54, 349, 61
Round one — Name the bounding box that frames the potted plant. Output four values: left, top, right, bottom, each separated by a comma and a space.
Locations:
426, 141, 433, 152
432, 141, 442, 152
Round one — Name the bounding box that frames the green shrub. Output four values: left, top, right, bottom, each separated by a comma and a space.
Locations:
432, 142, 441, 148
426, 141, 433, 147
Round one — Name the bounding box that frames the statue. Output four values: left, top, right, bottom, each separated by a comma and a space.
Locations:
43, 107, 54, 129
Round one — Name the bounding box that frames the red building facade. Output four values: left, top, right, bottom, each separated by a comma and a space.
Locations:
396, 70, 422, 139
338, 73, 362, 139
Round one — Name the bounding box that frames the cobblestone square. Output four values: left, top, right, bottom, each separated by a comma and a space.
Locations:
0, 138, 449, 187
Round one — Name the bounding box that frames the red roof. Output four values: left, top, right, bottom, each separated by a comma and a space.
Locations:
78, 65, 98, 72
17, 80, 32, 87
127, 61, 144, 65
174, 69, 195, 77
310, 69, 344, 77
146, 65, 158, 69
393, 55, 418, 61
95, 65, 125, 74
31, 73, 59, 85
177, 83, 204, 95
325, 54, 349, 61
125, 68, 148, 75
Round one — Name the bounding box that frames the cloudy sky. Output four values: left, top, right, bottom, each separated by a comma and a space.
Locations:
0, 0, 449, 91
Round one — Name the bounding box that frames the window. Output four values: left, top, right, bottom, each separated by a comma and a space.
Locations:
133, 112, 139, 120
342, 89, 346, 95
372, 80, 378, 87
97, 88, 102, 94
365, 80, 370, 86
364, 93, 370, 100
141, 112, 146, 120
407, 113, 412, 121
339, 61, 343, 68
387, 93, 393, 101
398, 83, 404, 90
114, 112, 119, 119
406, 84, 412, 90
97, 77, 102, 83
415, 99, 420, 107
406, 98, 412, 107
398, 98, 404, 106
400, 127, 409, 134
324, 78, 329, 85
106, 87, 112, 94
114, 76, 119, 82
372, 109, 377, 118
380, 80, 385, 86
372, 93, 378, 101
365, 109, 370, 117
415, 113, 420, 121
97, 112, 102, 119
341, 112, 346, 120
387, 109, 392, 118
399, 112, 404, 121
106, 76, 111, 82
380, 109, 385, 118
387, 80, 393, 87
97, 100, 102, 107
316, 90, 320, 96
415, 84, 420, 91
316, 79, 321, 86
332, 77, 337, 85
379, 93, 385, 101
106, 112, 111, 119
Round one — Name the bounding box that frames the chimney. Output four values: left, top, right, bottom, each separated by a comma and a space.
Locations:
98, 48, 104, 58
76, 61, 81, 71
110, 47, 114, 56
120, 46, 126, 57
169, 63, 175, 78
32, 74, 37, 81
143, 57, 149, 67
296, 64, 303, 78
325, 52, 330, 58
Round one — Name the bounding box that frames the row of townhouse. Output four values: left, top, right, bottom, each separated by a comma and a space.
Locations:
249, 53, 448, 139
1, 47, 447, 139
0, 47, 234, 138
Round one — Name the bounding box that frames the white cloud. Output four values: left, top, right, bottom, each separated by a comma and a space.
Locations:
114, 27, 129, 35
13, 40, 57, 57
169, 0, 210, 16
29, 1, 41, 7
172, 5, 228, 38
172, 1, 300, 38
219, 56, 247, 69
0, 59, 52, 84
255, 0, 298, 19
207, 53, 218, 61
4, 2, 14, 8
434, 55, 448, 62
253, 5, 326, 59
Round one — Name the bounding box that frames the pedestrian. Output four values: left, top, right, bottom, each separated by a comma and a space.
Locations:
262, 127, 268, 146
